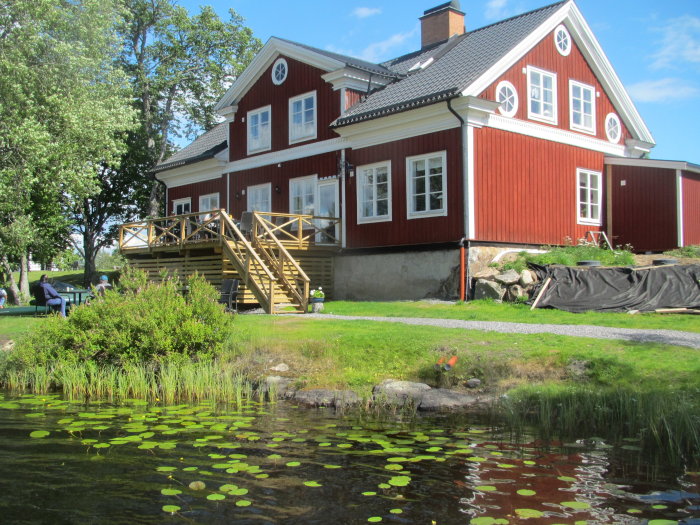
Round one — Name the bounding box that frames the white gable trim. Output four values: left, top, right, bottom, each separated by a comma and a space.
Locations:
463, 0, 654, 146
156, 158, 226, 189
215, 38, 345, 113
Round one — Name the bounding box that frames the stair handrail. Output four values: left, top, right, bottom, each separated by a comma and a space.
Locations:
252, 212, 310, 311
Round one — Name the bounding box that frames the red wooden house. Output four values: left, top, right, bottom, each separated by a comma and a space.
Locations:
122, 0, 698, 305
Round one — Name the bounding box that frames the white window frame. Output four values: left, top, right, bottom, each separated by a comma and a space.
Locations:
198, 193, 220, 221
357, 161, 392, 224
605, 113, 622, 144
247, 183, 271, 213
554, 24, 571, 56
172, 197, 191, 216
272, 57, 288, 85
527, 66, 557, 124
288, 91, 317, 144
569, 80, 596, 134
289, 174, 318, 217
496, 80, 518, 118
406, 151, 447, 219
576, 169, 602, 226
247, 105, 271, 155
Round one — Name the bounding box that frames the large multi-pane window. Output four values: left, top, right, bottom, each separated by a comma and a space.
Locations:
570, 80, 595, 133
527, 66, 557, 123
357, 162, 391, 223
289, 91, 316, 143
247, 183, 271, 213
289, 175, 316, 216
247, 106, 271, 154
577, 169, 602, 225
406, 152, 447, 218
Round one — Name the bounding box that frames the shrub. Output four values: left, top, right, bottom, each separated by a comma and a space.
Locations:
501, 244, 635, 272
5, 268, 234, 371
664, 245, 700, 258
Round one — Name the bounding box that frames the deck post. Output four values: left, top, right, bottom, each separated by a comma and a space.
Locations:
147, 222, 153, 248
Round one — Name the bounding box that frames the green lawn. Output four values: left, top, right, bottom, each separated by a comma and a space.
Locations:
320, 299, 700, 333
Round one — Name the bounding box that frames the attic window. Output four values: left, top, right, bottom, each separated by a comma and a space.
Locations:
605, 113, 622, 143
272, 58, 288, 85
496, 81, 518, 117
555, 25, 571, 56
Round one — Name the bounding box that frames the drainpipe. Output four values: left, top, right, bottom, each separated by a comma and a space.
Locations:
340, 149, 347, 249
447, 98, 471, 302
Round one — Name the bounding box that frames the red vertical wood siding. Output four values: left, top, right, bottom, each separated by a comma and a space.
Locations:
345, 129, 463, 248
480, 28, 631, 144
682, 171, 700, 246
345, 89, 363, 112
229, 57, 339, 162
609, 166, 677, 252
168, 176, 226, 215
227, 153, 338, 220
474, 126, 604, 245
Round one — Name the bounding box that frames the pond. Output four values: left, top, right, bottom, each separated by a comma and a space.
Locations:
0, 392, 698, 524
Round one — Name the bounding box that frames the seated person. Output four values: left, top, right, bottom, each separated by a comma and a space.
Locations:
94, 275, 112, 297
0, 287, 6, 308
38, 274, 66, 317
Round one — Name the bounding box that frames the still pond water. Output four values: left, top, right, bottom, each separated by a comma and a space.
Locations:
0, 392, 698, 524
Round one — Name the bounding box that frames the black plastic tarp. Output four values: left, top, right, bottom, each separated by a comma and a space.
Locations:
528, 263, 700, 313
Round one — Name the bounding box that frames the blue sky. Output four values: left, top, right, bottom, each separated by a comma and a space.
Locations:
180, 0, 700, 164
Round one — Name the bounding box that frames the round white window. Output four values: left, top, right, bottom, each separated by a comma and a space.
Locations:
496, 81, 518, 117
272, 58, 288, 85
605, 113, 622, 143
554, 24, 571, 56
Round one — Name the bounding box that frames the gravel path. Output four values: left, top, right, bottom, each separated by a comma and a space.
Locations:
302, 314, 700, 349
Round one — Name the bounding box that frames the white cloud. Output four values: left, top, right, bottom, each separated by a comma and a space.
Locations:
352, 7, 381, 19
485, 0, 509, 20
627, 78, 700, 102
651, 16, 700, 69
326, 26, 418, 63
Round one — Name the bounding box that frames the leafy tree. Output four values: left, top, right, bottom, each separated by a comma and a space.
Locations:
71, 0, 261, 286
0, 0, 136, 301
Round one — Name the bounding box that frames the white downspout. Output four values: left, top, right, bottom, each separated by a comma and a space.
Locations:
676, 169, 684, 248
341, 148, 347, 249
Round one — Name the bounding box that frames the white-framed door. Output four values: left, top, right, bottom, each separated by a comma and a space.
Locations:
316, 179, 339, 244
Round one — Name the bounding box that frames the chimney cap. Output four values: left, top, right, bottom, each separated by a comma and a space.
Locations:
422, 0, 464, 17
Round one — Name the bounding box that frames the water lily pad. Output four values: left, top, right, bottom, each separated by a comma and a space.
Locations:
651, 505, 668, 510
367, 518, 382, 523
626, 509, 642, 514
29, 430, 49, 439
304, 481, 322, 487
324, 464, 342, 469
475, 485, 497, 492
161, 488, 182, 496
388, 476, 411, 487
235, 500, 251, 507
647, 521, 678, 525
497, 463, 516, 469
561, 501, 591, 510
162, 505, 180, 513
286, 461, 300, 467
389, 509, 403, 514
189, 481, 206, 490
385, 464, 403, 471
362, 491, 377, 496
229, 488, 248, 496
517, 489, 537, 496
207, 494, 225, 501
515, 509, 544, 518
93, 443, 110, 449
470, 518, 509, 525
557, 476, 576, 482
156, 466, 177, 472
378, 483, 390, 489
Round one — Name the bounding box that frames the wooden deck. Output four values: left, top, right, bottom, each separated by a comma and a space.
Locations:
118, 210, 340, 314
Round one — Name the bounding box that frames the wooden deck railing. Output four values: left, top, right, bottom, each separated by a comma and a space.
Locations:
118, 209, 339, 313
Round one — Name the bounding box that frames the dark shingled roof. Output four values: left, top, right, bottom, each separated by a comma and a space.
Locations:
275, 38, 402, 79
334, 1, 567, 127
153, 122, 228, 173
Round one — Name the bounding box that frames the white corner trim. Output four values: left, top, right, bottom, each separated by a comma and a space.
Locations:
215, 37, 345, 113
676, 169, 684, 248
488, 113, 627, 156
226, 137, 347, 173
156, 158, 226, 189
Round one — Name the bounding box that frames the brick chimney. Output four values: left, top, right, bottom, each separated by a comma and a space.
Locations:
420, 1, 465, 48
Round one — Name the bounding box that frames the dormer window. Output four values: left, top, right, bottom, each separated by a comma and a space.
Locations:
408, 57, 434, 73
496, 81, 518, 117
272, 58, 288, 85
555, 25, 571, 56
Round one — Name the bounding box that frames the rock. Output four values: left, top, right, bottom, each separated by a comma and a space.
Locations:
519, 269, 535, 287
290, 389, 359, 408
494, 269, 520, 285
418, 388, 479, 411
465, 378, 481, 389
263, 376, 293, 396
1, 339, 14, 352
372, 379, 431, 405
270, 363, 289, 372
567, 360, 589, 380
506, 284, 527, 302
311, 301, 325, 313
472, 267, 499, 280
473, 279, 506, 301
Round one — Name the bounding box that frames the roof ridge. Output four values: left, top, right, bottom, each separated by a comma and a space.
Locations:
468, 0, 568, 36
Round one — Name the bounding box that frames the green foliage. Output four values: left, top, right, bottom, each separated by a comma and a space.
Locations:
664, 245, 700, 258
54, 249, 83, 271
499, 245, 635, 273
7, 269, 233, 369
